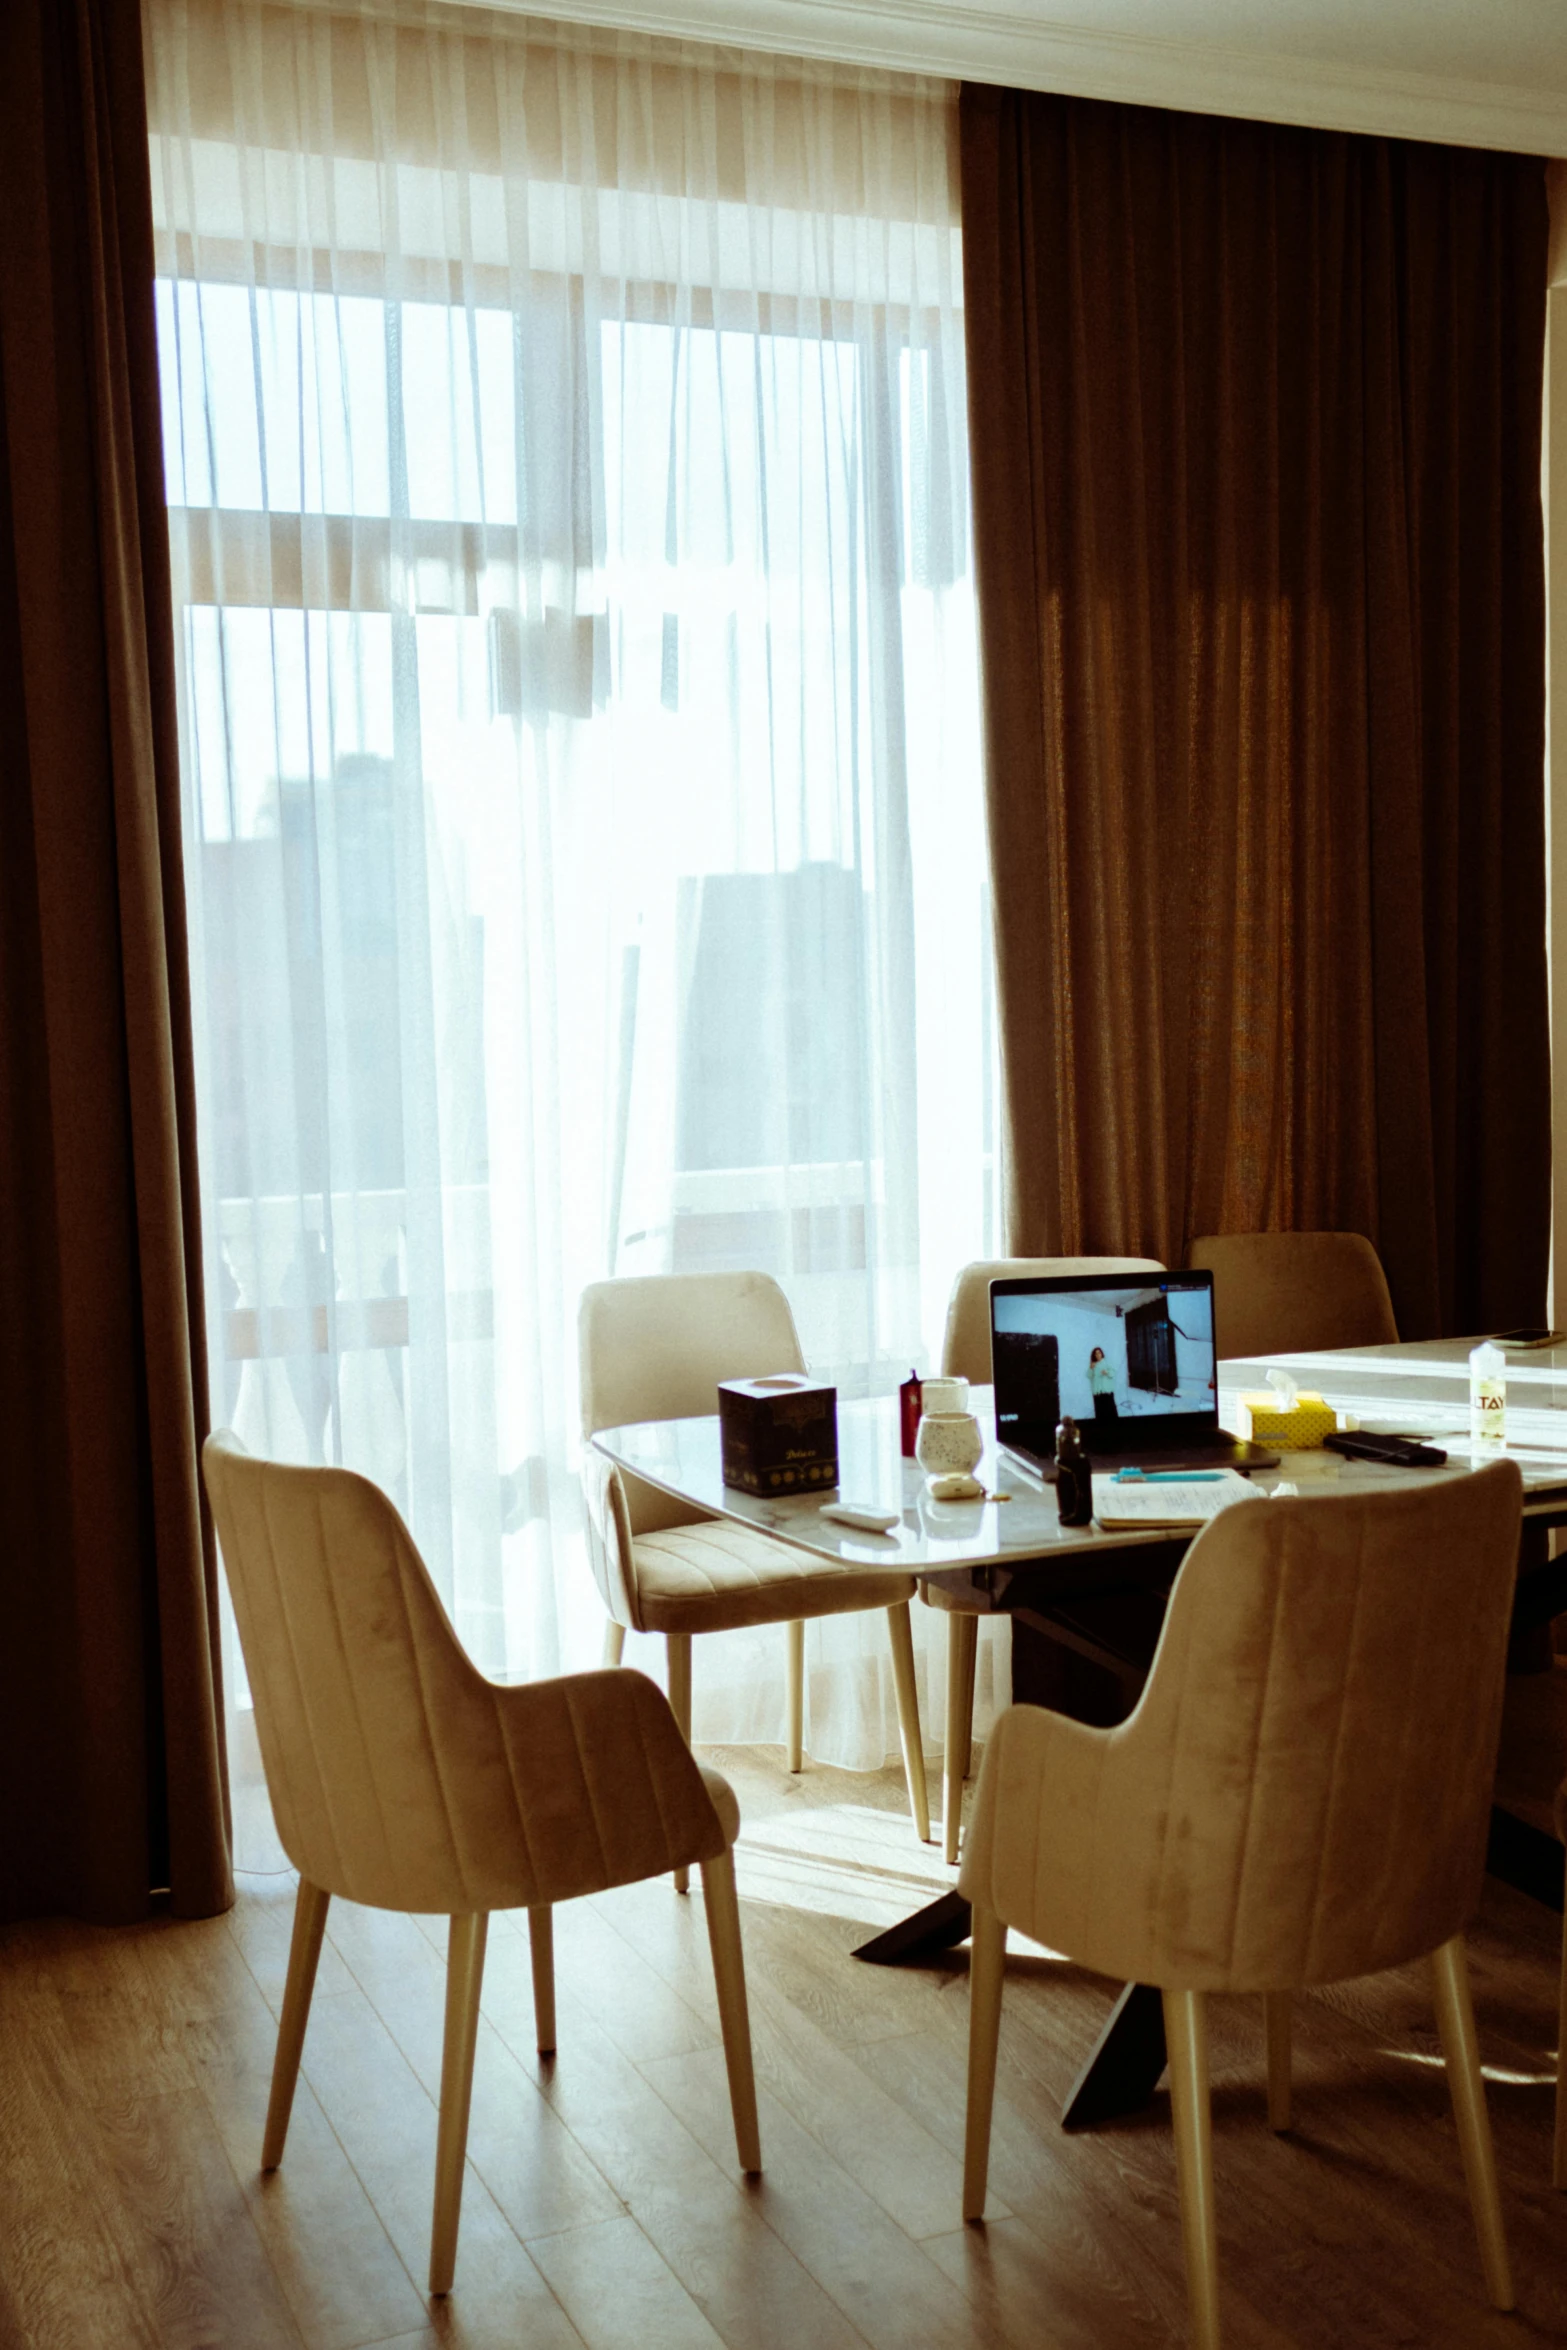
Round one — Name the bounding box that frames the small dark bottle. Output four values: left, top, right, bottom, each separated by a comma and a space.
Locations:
1054, 1416, 1093, 1527
899, 1370, 923, 1458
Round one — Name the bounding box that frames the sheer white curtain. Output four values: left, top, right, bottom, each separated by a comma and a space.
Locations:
145, 0, 1003, 1855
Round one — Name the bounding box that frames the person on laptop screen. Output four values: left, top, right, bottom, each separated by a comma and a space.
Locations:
990, 1271, 1275, 1475
1088, 1345, 1118, 1441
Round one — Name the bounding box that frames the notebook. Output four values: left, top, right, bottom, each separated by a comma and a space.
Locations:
990, 1269, 1279, 1479
1089, 1468, 1266, 1529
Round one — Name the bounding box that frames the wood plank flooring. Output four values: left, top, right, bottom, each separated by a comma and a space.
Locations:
4, 1743, 1567, 2350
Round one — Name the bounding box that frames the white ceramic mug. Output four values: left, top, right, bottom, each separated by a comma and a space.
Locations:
915, 1408, 983, 1477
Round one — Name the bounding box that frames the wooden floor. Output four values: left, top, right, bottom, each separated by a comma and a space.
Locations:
4, 1744, 1567, 2350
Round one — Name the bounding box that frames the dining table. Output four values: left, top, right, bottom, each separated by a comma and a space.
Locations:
592, 1334, 1567, 2128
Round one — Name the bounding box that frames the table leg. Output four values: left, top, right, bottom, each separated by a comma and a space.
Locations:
852, 1888, 973, 1966
853, 1904, 1167, 2128
1059, 1983, 1168, 2129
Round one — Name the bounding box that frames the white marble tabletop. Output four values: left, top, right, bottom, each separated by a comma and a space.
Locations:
1222, 1341, 1567, 1504
598, 1391, 1132, 1582
592, 1345, 1567, 1588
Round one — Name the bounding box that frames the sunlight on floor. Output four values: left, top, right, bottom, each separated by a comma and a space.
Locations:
1382, 2046, 1558, 2088
731, 1797, 1066, 1958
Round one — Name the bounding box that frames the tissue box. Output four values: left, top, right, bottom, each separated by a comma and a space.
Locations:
718, 1374, 839, 1495
1235, 1390, 1338, 1449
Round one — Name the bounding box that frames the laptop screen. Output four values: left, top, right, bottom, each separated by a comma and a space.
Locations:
990, 1272, 1220, 1457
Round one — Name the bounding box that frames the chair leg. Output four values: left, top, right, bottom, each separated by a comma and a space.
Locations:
963, 1899, 1007, 2221
603, 1619, 626, 1668
1264, 1992, 1292, 2132
262, 1878, 330, 2169
429, 1912, 489, 2297
528, 1906, 556, 2056
700, 1848, 761, 2174
1164, 1989, 1222, 2350
785, 1619, 805, 1773
1556, 1905, 1567, 2191
958, 1614, 978, 1780
667, 1632, 693, 1893
944, 1613, 978, 1864
886, 1601, 931, 1843
1430, 1934, 1514, 2310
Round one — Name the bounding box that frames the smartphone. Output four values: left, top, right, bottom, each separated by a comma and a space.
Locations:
1489, 1329, 1567, 1348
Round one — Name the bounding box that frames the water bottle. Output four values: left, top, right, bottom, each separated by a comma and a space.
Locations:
1055, 1416, 1093, 1527
1469, 1341, 1506, 1445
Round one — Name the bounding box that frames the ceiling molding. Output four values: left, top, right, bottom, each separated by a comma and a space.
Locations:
486, 0, 1567, 157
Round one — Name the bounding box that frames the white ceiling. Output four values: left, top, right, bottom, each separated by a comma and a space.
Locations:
494, 0, 1567, 154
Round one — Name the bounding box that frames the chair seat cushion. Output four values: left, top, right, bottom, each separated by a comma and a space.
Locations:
631, 1520, 915, 1632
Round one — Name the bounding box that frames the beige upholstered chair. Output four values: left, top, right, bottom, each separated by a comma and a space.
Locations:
959, 1460, 1522, 2349
933, 1255, 1164, 1863
579, 1271, 930, 1877
203, 1430, 760, 2297
1188, 1230, 1397, 1361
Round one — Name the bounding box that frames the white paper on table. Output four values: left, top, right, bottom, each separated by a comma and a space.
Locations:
1091, 1468, 1266, 1529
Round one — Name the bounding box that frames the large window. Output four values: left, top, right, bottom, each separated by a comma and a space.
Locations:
147, 0, 1000, 1791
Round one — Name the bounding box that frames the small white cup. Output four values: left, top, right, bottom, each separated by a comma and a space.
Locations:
916, 1409, 983, 1477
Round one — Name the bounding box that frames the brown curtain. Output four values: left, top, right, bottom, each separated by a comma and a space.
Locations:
962, 87, 1550, 1340
0, 0, 231, 1922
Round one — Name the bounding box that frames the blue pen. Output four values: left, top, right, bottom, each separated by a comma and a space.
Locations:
1111, 1468, 1227, 1483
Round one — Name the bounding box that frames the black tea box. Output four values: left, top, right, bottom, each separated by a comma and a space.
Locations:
718, 1374, 839, 1496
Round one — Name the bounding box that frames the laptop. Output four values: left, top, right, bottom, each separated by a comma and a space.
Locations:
990, 1269, 1279, 1477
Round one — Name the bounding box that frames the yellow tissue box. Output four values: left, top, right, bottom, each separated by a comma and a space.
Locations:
1235, 1390, 1338, 1450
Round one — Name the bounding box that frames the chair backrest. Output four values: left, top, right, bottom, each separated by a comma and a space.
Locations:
579, 1270, 806, 1534
977, 1460, 1521, 1992
204, 1431, 723, 1912
941, 1257, 1166, 1387
1188, 1231, 1397, 1360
